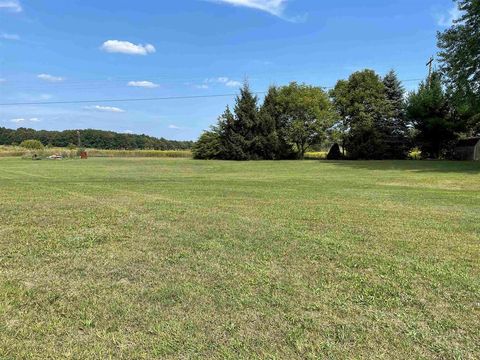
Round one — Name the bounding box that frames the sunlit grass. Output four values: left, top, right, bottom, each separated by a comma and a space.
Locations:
0, 158, 479, 358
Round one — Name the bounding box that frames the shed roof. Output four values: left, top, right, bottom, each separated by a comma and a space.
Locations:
456, 137, 480, 147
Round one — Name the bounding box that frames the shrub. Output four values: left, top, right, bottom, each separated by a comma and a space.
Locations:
327, 143, 343, 160
20, 140, 44, 150
192, 131, 222, 159
408, 147, 422, 160
304, 152, 327, 160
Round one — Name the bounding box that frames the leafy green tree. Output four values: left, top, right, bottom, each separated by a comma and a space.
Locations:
406, 72, 457, 158
20, 139, 44, 150
330, 70, 391, 159
275, 82, 336, 159
438, 0, 480, 135
0, 127, 193, 150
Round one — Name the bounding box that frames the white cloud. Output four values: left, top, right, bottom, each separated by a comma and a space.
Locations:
124, 130, 134, 134
437, 5, 462, 27
39, 94, 53, 100
38, 73, 65, 82
10, 117, 40, 124
0, 32, 20, 40
225, 80, 242, 87
127, 80, 159, 88
85, 105, 126, 113
206, 77, 242, 88
211, 0, 287, 17
101, 40, 156, 55
168, 124, 182, 130
195, 84, 209, 89
0, 1, 22, 13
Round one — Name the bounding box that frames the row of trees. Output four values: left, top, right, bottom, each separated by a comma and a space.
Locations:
193, 83, 336, 160
193, 72, 411, 160
194, 0, 479, 160
0, 127, 194, 150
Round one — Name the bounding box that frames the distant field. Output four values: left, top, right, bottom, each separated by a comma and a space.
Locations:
0, 158, 479, 358
0, 145, 327, 159
0, 146, 192, 158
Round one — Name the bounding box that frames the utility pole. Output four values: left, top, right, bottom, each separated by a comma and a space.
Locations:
426, 56, 434, 85
77, 130, 81, 148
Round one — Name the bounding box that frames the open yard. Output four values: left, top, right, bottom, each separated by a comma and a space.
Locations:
0, 158, 479, 359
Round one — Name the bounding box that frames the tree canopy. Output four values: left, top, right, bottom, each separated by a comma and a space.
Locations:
407, 72, 457, 159
194, 82, 335, 160
331, 70, 393, 159
438, 0, 480, 135
0, 127, 193, 150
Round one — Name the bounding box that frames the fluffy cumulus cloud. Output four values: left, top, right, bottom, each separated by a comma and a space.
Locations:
211, 0, 287, 17
38, 73, 65, 82
85, 105, 126, 113
127, 80, 159, 88
101, 40, 156, 55
0, 0, 22, 13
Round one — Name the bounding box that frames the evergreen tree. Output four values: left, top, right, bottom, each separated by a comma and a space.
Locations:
438, 0, 480, 135
192, 130, 221, 159
234, 83, 260, 159
326, 143, 343, 160
382, 70, 411, 159
259, 86, 295, 159
217, 106, 249, 160
406, 72, 457, 159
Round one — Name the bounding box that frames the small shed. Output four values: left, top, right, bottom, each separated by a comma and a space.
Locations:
454, 137, 480, 161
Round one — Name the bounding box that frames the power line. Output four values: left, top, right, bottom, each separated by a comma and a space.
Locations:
0, 78, 425, 107
0, 92, 268, 106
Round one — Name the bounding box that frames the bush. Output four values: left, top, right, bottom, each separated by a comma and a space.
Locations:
327, 143, 343, 160
192, 131, 222, 159
304, 152, 327, 160
408, 147, 422, 160
20, 140, 44, 150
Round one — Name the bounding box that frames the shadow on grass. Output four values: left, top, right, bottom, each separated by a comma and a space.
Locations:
325, 160, 480, 174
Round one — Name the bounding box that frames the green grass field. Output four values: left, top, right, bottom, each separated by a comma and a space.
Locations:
0, 158, 479, 359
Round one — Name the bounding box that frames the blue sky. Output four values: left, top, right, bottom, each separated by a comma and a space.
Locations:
0, 0, 459, 140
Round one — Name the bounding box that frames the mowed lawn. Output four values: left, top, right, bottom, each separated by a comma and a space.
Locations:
0, 158, 479, 359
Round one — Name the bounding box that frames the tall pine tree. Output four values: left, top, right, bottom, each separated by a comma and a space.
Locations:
382, 70, 411, 159
407, 72, 457, 158
438, 0, 480, 135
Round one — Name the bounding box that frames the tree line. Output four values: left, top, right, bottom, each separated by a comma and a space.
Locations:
0, 127, 194, 150
193, 0, 479, 160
